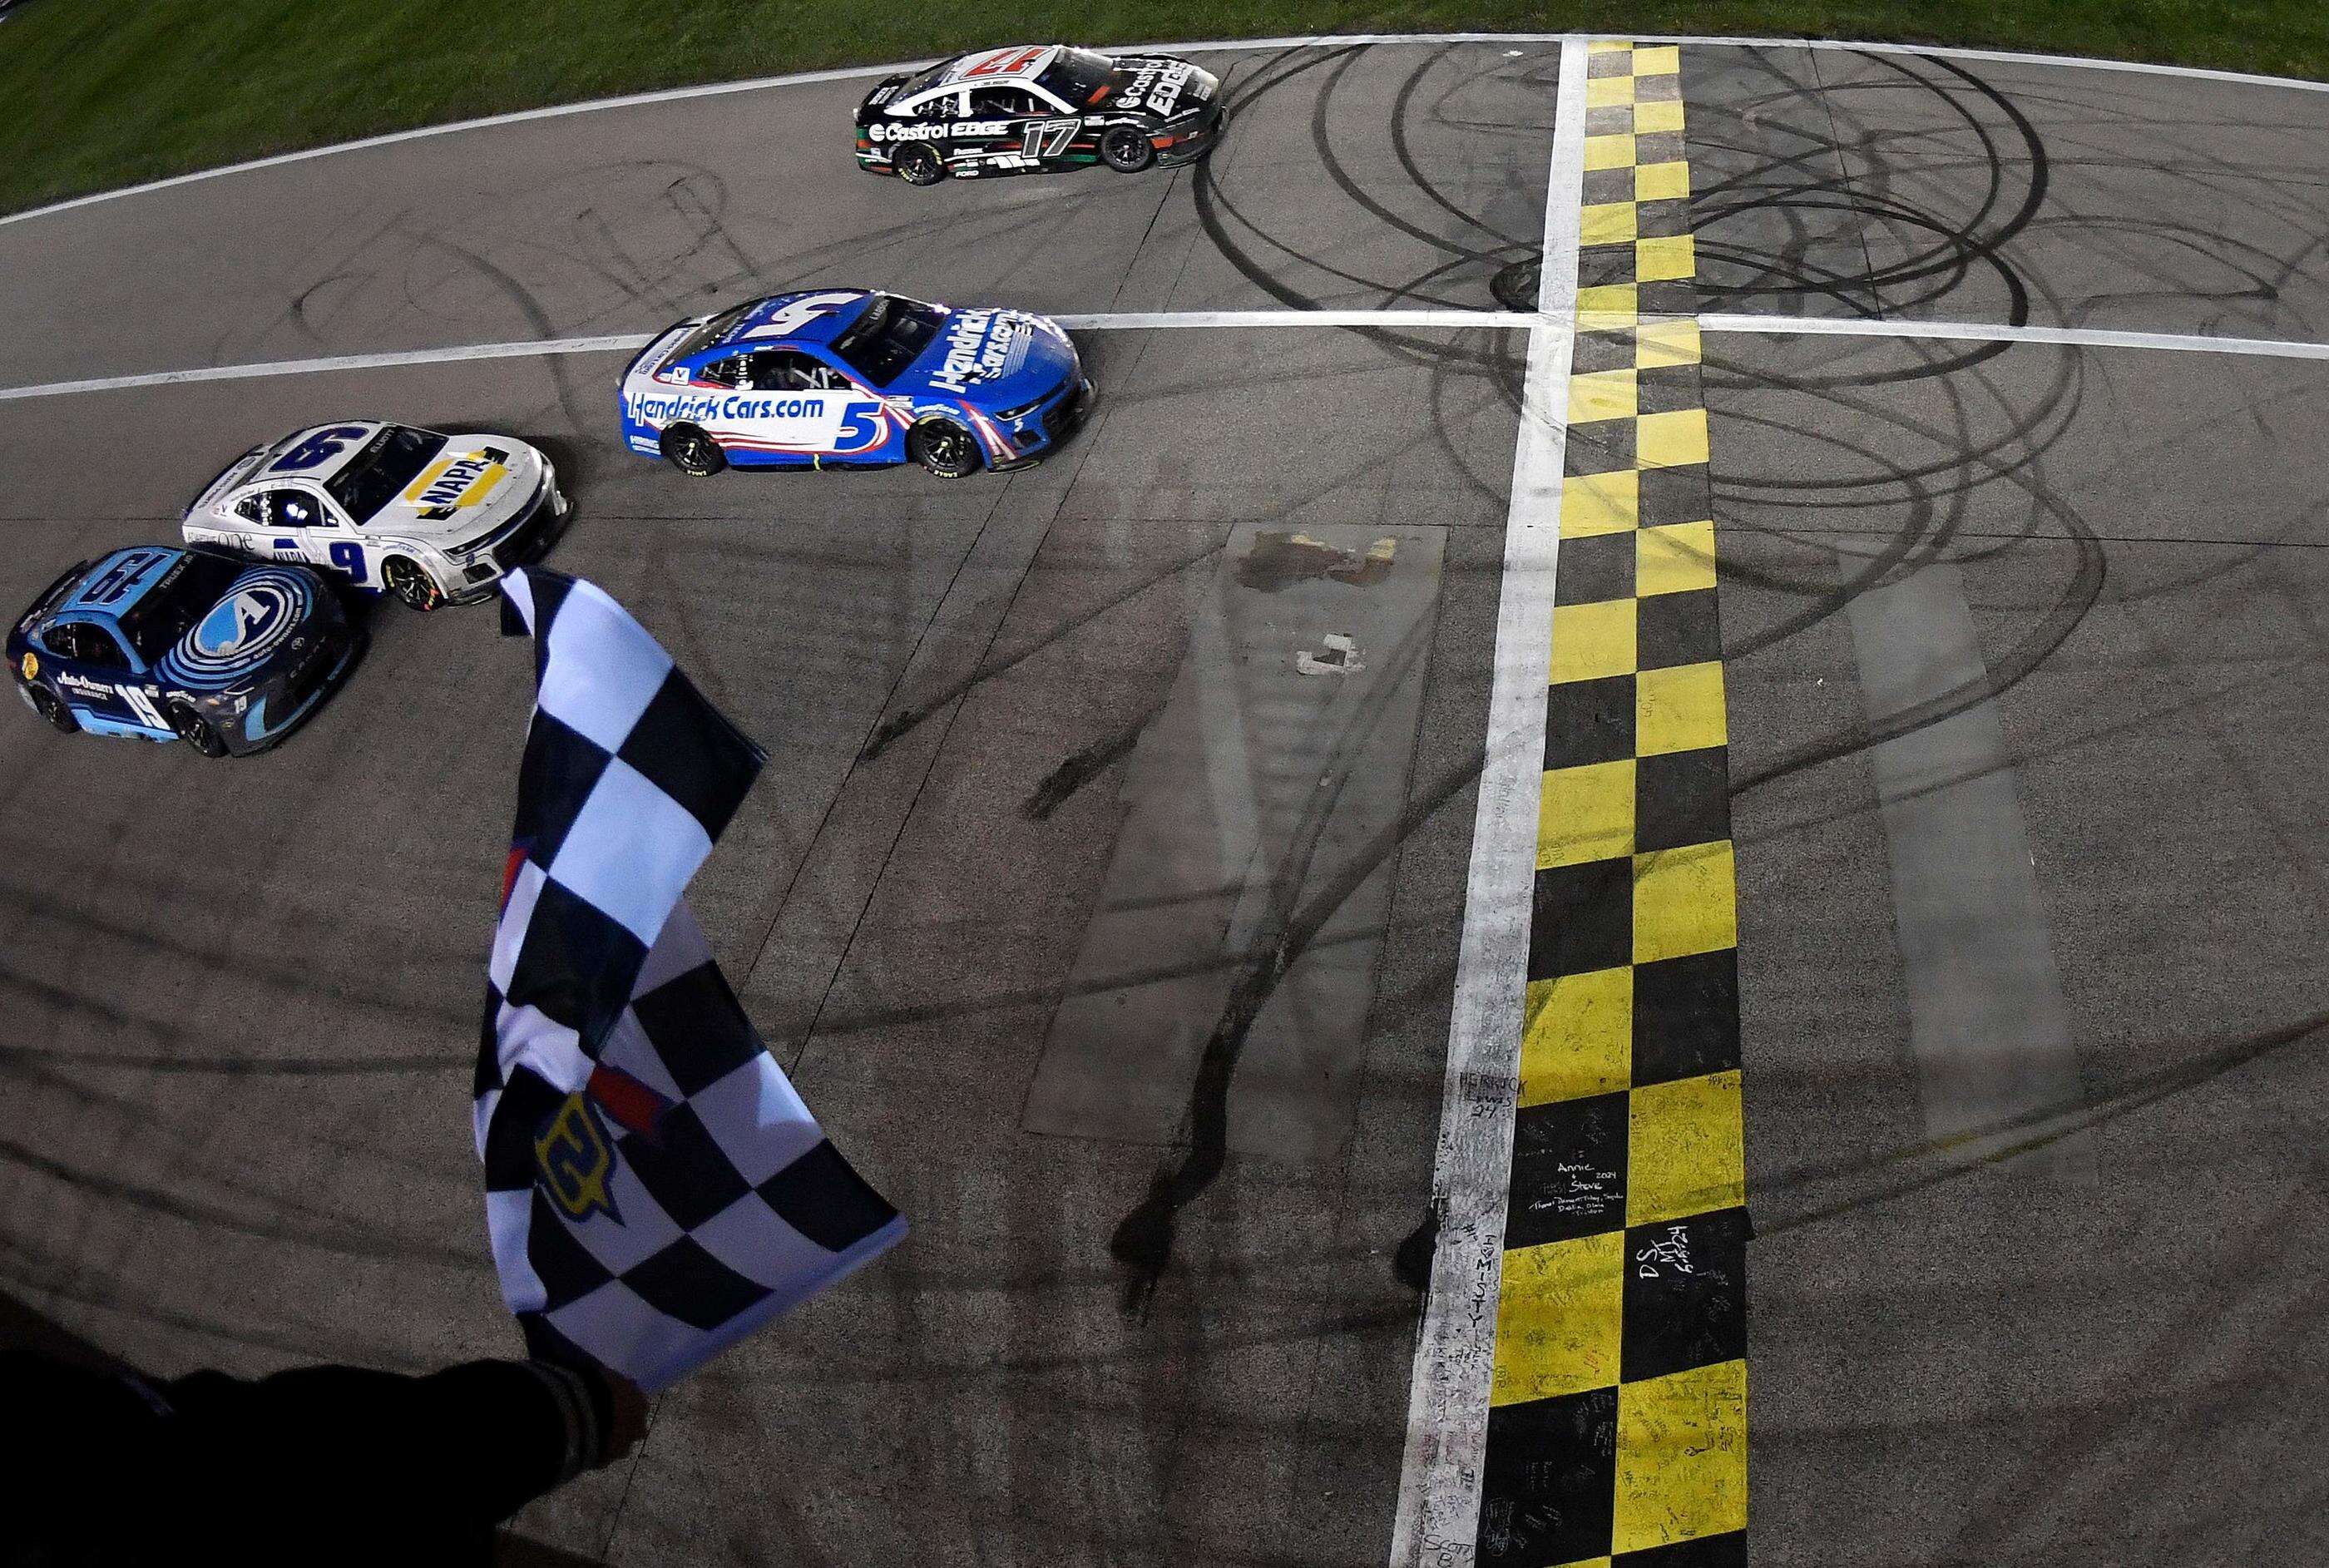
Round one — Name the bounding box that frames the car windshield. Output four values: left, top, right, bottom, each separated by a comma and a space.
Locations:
325, 425, 448, 522
663, 301, 762, 369
116, 552, 245, 661
829, 294, 947, 388
894, 61, 952, 99
1038, 48, 1115, 103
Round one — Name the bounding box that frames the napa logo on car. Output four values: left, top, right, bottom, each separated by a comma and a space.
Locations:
928, 309, 1023, 393
401, 452, 507, 513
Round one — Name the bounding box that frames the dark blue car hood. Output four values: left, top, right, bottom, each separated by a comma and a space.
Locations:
155, 563, 341, 693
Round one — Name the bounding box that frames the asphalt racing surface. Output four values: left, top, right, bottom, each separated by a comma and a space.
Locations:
3, 33, 2327, 1568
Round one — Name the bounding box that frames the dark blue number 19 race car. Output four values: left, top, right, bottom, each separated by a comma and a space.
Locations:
10, 545, 360, 757
619, 289, 1091, 479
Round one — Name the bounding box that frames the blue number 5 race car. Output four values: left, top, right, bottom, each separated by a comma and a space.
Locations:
10, 545, 359, 757
618, 289, 1092, 479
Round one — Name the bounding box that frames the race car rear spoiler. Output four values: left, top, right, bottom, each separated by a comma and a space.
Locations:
858, 74, 911, 116
188, 444, 266, 516
16, 560, 92, 635
622, 324, 689, 383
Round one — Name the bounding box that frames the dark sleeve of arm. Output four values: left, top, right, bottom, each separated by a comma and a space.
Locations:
166, 1358, 608, 1539
2, 1349, 176, 1562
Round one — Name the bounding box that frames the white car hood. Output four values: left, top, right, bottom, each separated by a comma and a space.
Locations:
362, 435, 544, 547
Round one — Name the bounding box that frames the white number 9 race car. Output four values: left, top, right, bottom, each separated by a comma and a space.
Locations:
181, 423, 571, 611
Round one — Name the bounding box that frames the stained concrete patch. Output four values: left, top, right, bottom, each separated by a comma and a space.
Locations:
1023, 523, 1443, 1165
1840, 555, 2093, 1181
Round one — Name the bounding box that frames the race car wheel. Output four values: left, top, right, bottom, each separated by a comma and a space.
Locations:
167, 702, 229, 759
383, 556, 444, 612
660, 424, 728, 478
1100, 126, 1157, 174
908, 419, 981, 479
30, 686, 77, 734
895, 145, 945, 186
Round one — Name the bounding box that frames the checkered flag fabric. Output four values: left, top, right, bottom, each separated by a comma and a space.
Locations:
477, 569, 905, 1392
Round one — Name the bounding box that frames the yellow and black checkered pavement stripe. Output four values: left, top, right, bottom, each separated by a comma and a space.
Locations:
1475, 41, 1748, 1568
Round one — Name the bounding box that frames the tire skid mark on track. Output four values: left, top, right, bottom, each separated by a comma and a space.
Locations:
1020, 699, 1169, 820
1692, 49, 2051, 319
1188, 41, 1554, 373
1753, 1011, 2329, 1236
1, 1056, 483, 1271
1106, 609, 1443, 1311
1, 1229, 432, 1369
1692, 50, 2109, 804
0, 875, 474, 1032
1690, 48, 2329, 1558
1311, 48, 1508, 265
857, 541, 1224, 763
0, 1130, 485, 1273
1695, 42, 2329, 336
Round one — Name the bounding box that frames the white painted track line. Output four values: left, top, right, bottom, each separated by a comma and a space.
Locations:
1623, 32, 2329, 95
1387, 36, 1588, 1568
8, 31, 2327, 234
1697, 312, 2329, 362
12, 311, 2329, 405
0, 314, 1543, 403
0, 334, 658, 403
1052, 309, 1542, 330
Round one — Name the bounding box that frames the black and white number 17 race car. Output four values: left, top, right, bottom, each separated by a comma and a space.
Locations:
856, 45, 1224, 185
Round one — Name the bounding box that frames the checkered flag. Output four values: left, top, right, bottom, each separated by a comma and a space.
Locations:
476, 569, 904, 1391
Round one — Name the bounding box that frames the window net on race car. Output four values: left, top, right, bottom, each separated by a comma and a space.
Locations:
892, 62, 949, 98
663, 301, 764, 370
828, 295, 946, 387
1038, 48, 1115, 106
116, 552, 242, 661
327, 426, 448, 523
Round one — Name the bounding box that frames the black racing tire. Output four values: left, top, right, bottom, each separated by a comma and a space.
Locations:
1100, 126, 1156, 174
167, 701, 229, 759
660, 423, 727, 478
908, 419, 982, 480
29, 685, 77, 734
383, 556, 444, 612
894, 143, 946, 186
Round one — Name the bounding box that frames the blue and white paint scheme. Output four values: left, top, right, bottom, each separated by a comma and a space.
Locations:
159, 567, 314, 690
181, 421, 570, 609
619, 289, 1091, 476
7, 545, 360, 757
